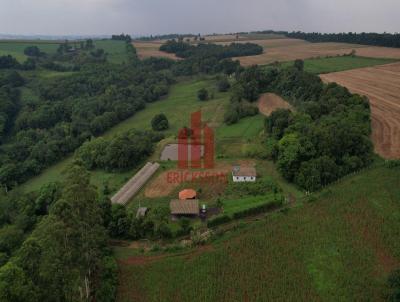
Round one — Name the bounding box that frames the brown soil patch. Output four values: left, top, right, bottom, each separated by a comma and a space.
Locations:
258, 93, 293, 116
133, 41, 181, 60
320, 62, 400, 159
144, 162, 232, 198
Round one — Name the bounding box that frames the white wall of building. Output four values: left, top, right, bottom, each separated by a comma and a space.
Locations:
232, 175, 256, 182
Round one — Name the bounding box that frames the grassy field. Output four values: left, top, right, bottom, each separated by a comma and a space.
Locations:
94, 40, 129, 64
222, 194, 277, 216
117, 163, 400, 301
281, 56, 398, 74
0, 39, 128, 63
20, 78, 235, 193
0, 40, 60, 61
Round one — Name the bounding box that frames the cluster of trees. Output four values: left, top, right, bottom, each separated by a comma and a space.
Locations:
111, 34, 132, 42
231, 63, 373, 191
0, 55, 36, 70
151, 114, 169, 131
0, 165, 117, 302
0, 49, 173, 189
108, 204, 192, 240
75, 130, 163, 171
24, 46, 45, 58
223, 97, 259, 125
160, 40, 263, 59
287, 31, 400, 48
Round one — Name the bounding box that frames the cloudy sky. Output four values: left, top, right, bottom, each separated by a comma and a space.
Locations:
1, 0, 399, 36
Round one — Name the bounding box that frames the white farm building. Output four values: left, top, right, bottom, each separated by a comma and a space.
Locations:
232, 165, 257, 182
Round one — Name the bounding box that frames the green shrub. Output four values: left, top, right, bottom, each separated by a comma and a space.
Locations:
232, 200, 282, 219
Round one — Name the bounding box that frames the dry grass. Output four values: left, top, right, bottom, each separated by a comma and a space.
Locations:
258, 93, 294, 116
320, 62, 400, 159
231, 39, 400, 66
132, 41, 181, 60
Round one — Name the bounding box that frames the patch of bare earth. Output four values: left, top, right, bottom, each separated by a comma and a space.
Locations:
258, 93, 293, 116
133, 41, 181, 60
144, 162, 232, 198
320, 62, 400, 159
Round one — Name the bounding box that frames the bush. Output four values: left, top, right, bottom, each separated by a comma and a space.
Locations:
151, 113, 169, 131
217, 78, 231, 92
197, 88, 209, 101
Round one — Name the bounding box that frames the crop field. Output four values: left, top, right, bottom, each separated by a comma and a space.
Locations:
133, 41, 181, 60
258, 93, 293, 116
233, 40, 400, 66
116, 164, 400, 302
281, 56, 399, 74
320, 62, 400, 159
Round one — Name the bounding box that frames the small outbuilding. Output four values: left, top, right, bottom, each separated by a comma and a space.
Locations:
179, 189, 197, 200
136, 207, 148, 219
170, 199, 199, 218
232, 165, 257, 182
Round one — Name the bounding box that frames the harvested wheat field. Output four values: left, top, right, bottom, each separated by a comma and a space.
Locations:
234, 40, 400, 66
235, 42, 367, 66
320, 62, 400, 159
258, 93, 293, 116
132, 41, 181, 60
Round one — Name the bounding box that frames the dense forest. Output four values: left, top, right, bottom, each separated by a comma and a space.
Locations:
233, 63, 373, 191
0, 164, 117, 301
287, 31, 400, 48
0, 42, 173, 190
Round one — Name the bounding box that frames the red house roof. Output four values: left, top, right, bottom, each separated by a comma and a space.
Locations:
179, 189, 197, 200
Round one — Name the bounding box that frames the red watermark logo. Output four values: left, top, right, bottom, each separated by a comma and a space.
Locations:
166, 111, 228, 184
178, 111, 214, 169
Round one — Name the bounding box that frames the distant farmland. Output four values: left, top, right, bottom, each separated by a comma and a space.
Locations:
133, 41, 181, 60
233, 41, 400, 66
0, 39, 128, 63
320, 62, 400, 159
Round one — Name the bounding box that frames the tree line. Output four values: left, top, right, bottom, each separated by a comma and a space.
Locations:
287, 31, 400, 48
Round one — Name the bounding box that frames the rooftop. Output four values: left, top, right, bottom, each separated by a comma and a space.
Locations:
179, 189, 197, 200
170, 200, 199, 215
232, 165, 257, 177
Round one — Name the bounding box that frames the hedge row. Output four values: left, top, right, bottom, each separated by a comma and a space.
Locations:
232, 200, 283, 219
207, 215, 232, 228
207, 200, 284, 228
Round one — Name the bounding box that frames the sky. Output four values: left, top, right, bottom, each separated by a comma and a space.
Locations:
0, 0, 399, 36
